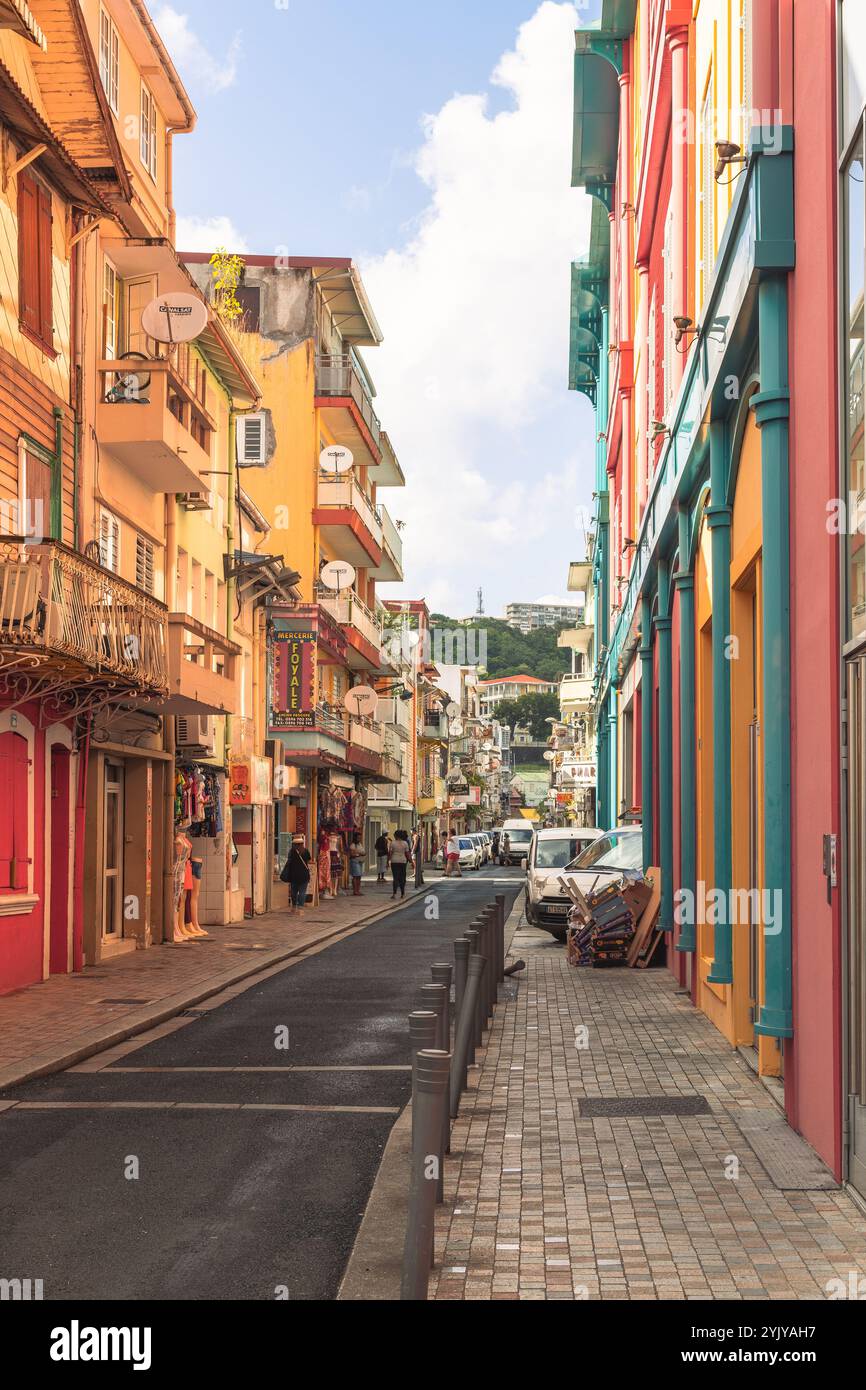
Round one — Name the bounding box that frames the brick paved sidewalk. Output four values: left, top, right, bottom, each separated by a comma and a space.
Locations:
0, 877, 412, 1087
430, 913, 866, 1301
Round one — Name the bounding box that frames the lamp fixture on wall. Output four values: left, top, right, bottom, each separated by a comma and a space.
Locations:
673, 314, 700, 348
714, 140, 748, 182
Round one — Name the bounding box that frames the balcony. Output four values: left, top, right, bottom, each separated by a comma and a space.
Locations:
166, 613, 240, 715
96, 360, 213, 494
377, 694, 413, 739
370, 431, 405, 488
370, 504, 404, 583
314, 476, 383, 567
315, 354, 382, 468
0, 540, 167, 695
420, 708, 447, 741
347, 713, 384, 776
559, 673, 594, 710
315, 585, 383, 670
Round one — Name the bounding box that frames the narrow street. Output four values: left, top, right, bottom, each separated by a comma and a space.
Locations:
0, 873, 522, 1302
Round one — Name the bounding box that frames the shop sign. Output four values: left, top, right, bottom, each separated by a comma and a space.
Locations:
271, 624, 316, 730
229, 756, 273, 807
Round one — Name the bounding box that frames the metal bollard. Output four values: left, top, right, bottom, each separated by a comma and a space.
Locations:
495, 893, 507, 988
463, 930, 480, 1059
478, 910, 494, 1022
466, 924, 485, 1048
431, 963, 453, 1043
401, 1048, 451, 1301
416, 983, 448, 1195
453, 938, 470, 1031
449, 954, 486, 1116
408, 1011, 439, 1150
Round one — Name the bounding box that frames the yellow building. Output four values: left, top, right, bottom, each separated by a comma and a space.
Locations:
182, 253, 407, 884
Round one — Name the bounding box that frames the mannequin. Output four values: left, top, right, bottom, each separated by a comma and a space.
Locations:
172, 831, 195, 943
187, 851, 209, 938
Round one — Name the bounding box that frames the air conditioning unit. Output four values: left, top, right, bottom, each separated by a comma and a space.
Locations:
179, 490, 213, 512
176, 715, 215, 754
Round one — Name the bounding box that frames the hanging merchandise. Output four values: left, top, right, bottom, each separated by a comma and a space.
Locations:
175, 764, 224, 839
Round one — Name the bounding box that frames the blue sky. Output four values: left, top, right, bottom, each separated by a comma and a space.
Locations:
157, 0, 601, 618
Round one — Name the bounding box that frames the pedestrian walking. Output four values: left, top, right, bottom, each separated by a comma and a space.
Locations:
280, 835, 312, 915
374, 829, 390, 883
349, 835, 365, 896
412, 825, 424, 888
389, 829, 412, 899
501, 831, 511, 866
444, 830, 462, 877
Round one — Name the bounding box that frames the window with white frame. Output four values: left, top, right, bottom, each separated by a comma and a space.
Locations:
99, 6, 119, 115
99, 508, 120, 573
103, 260, 118, 359
140, 83, 158, 182
237, 413, 267, 466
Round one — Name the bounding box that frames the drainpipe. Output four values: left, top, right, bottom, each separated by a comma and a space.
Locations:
162, 493, 178, 943
639, 594, 654, 874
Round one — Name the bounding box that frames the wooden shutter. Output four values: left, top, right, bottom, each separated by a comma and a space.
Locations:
26, 450, 53, 542
17, 171, 40, 336
37, 184, 53, 348
100, 509, 120, 572
135, 535, 154, 593
0, 732, 29, 892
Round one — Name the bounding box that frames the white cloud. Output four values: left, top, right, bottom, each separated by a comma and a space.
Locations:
175, 214, 248, 254
154, 7, 241, 93
361, 2, 590, 616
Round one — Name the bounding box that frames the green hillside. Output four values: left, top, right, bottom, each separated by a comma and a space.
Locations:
429, 614, 570, 682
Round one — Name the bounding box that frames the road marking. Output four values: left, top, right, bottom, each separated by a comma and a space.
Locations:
9, 1101, 401, 1115
103, 1065, 412, 1074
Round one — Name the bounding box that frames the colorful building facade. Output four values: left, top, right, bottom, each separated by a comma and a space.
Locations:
572, 0, 848, 1184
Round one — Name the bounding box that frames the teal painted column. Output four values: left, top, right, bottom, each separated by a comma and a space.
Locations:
608, 680, 619, 824
640, 595, 653, 873
674, 506, 696, 953
706, 419, 733, 985
752, 274, 793, 1039
596, 698, 609, 828
655, 558, 674, 929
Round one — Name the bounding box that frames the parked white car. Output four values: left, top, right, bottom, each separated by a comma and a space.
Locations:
500, 820, 535, 865
524, 827, 603, 932
529, 826, 644, 941
457, 836, 482, 870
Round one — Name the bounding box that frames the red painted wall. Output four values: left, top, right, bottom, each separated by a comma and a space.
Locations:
787, 0, 841, 1176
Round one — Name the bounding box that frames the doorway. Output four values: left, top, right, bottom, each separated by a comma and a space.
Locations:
102, 762, 124, 940
48, 746, 71, 974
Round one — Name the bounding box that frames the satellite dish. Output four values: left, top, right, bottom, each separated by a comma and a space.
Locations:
543, 750, 556, 762
449, 721, 464, 737
343, 685, 378, 718
319, 445, 354, 475
446, 702, 460, 718
141, 292, 208, 344
320, 561, 356, 592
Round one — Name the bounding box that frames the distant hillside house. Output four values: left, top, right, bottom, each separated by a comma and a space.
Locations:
505, 602, 581, 633
478, 674, 558, 718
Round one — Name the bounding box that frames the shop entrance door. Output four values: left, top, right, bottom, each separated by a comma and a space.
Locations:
102, 762, 125, 941
846, 655, 866, 1200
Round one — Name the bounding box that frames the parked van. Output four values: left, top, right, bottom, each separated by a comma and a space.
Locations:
500, 819, 535, 865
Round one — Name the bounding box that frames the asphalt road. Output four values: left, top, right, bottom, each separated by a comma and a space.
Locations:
0, 869, 523, 1302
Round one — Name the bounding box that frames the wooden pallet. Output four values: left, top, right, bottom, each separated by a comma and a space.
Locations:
627, 867, 662, 967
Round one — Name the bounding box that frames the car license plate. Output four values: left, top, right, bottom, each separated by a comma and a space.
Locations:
545, 903, 569, 916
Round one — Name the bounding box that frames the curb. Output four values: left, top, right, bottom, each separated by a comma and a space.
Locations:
337, 892, 527, 1301
0, 892, 420, 1095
